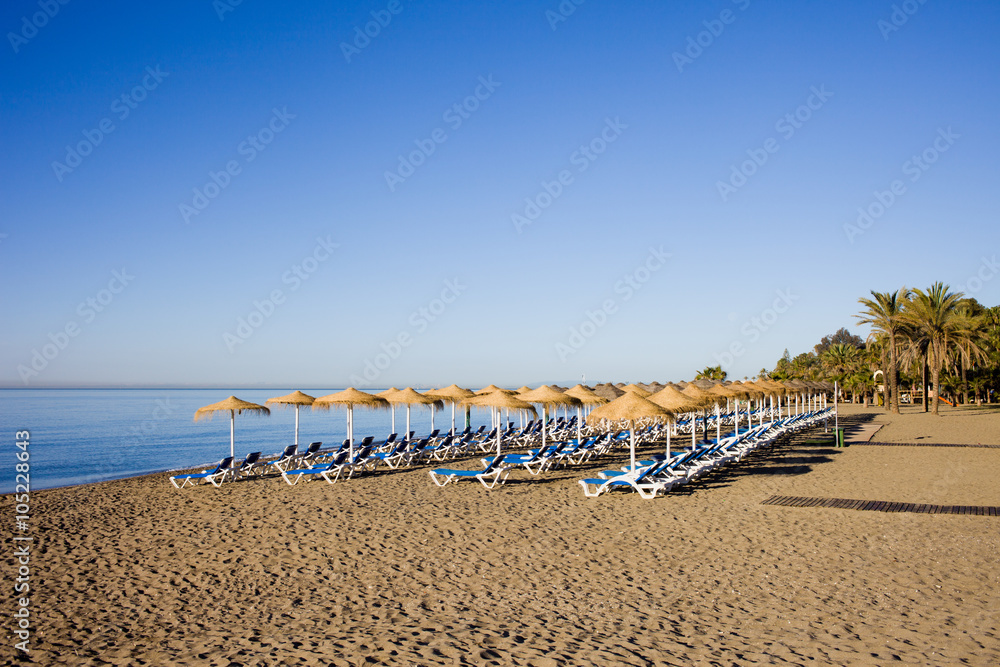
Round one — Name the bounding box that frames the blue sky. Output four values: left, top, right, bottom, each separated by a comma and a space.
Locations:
2, 0, 998, 388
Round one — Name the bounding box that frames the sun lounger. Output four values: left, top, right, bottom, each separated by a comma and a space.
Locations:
429, 454, 512, 489
280, 450, 350, 485
261, 445, 299, 474
170, 456, 235, 489
579, 460, 682, 499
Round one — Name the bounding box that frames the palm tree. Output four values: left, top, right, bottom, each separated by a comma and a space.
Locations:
951, 301, 989, 404
695, 365, 727, 381
856, 288, 911, 413
902, 283, 964, 415
822, 343, 861, 380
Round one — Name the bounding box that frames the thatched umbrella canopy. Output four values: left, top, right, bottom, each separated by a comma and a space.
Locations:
518, 386, 582, 448
592, 383, 625, 401
680, 383, 717, 408
648, 385, 703, 412
622, 383, 652, 398
195, 396, 270, 459
383, 388, 441, 440
313, 388, 389, 457
515, 385, 533, 394
425, 384, 475, 435
265, 390, 315, 448
647, 386, 704, 453
564, 384, 608, 405
461, 390, 537, 454
476, 384, 514, 395
586, 392, 674, 470
682, 383, 720, 444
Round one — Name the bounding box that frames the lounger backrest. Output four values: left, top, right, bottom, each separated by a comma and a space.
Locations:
327, 450, 350, 467
215, 456, 235, 472
482, 454, 507, 473
281, 445, 297, 459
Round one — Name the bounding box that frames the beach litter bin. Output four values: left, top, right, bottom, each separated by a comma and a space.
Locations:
835, 428, 845, 448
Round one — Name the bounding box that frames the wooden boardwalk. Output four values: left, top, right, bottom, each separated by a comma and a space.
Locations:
761, 495, 1000, 516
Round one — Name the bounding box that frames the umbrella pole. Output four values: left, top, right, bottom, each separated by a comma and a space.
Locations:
391, 405, 396, 436
734, 400, 740, 437
294, 404, 300, 448
451, 402, 456, 436
496, 408, 501, 455
690, 412, 696, 450
431, 404, 436, 432
666, 421, 671, 459
542, 405, 547, 449
834, 381, 839, 433
230, 410, 235, 459
406, 404, 411, 441
348, 408, 353, 458
629, 421, 636, 471
715, 403, 720, 443
577, 405, 582, 444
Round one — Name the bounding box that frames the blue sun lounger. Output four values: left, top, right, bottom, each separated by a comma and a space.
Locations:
170, 456, 235, 489
280, 450, 350, 485
429, 454, 511, 489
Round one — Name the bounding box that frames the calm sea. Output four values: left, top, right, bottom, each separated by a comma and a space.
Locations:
0, 388, 495, 494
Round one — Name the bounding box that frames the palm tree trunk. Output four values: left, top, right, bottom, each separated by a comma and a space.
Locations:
921, 354, 929, 413
931, 345, 941, 416
961, 359, 968, 405
889, 335, 900, 414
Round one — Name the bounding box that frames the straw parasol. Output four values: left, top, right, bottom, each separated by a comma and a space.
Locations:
194, 396, 270, 459
518, 385, 582, 449
592, 383, 625, 401
586, 392, 674, 471
313, 388, 389, 458
515, 385, 533, 394
425, 384, 475, 435
383, 388, 440, 441
462, 390, 536, 454
564, 384, 609, 443
265, 390, 315, 448
476, 384, 514, 395
647, 385, 704, 455
681, 382, 719, 443
622, 383, 652, 398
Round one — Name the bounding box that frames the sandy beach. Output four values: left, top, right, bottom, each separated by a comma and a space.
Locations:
7, 403, 1000, 666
